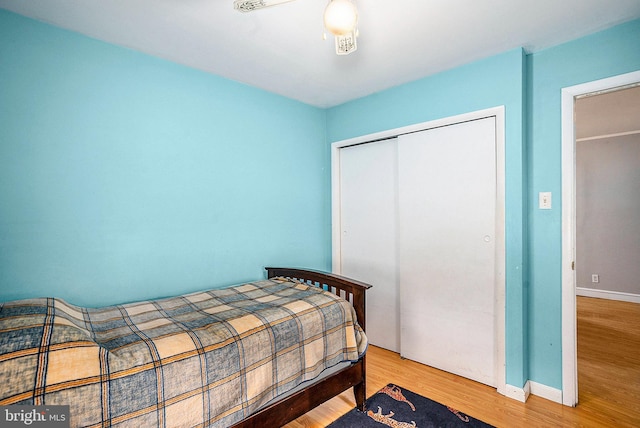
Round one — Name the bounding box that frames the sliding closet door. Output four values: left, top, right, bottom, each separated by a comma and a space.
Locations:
398, 117, 497, 387
338, 139, 399, 352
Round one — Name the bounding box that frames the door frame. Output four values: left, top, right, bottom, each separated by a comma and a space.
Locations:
331, 106, 506, 395
560, 70, 640, 407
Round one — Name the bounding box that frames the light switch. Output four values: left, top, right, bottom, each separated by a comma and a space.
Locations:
539, 192, 552, 209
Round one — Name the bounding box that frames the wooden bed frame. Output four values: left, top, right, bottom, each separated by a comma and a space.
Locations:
230, 267, 372, 428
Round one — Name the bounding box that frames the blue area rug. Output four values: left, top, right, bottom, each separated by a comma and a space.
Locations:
328, 384, 494, 427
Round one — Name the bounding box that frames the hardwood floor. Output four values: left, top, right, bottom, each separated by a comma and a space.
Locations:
283, 296, 640, 427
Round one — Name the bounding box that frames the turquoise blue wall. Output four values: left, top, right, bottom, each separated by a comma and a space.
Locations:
0, 10, 330, 307
326, 49, 529, 388
526, 19, 640, 389
327, 18, 640, 391
2, 6, 639, 394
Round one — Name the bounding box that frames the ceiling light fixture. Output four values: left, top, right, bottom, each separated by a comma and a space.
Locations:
323, 0, 358, 55
233, 0, 359, 56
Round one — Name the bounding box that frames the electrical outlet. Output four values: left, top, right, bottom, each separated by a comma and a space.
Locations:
591, 274, 599, 283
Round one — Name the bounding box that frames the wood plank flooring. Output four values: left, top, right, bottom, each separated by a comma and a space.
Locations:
283, 296, 640, 427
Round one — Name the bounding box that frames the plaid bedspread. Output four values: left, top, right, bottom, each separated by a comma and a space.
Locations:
0, 277, 367, 427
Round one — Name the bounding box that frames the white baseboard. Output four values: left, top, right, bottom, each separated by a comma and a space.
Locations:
576, 287, 640, 304
504, 381, 563, 404
505, 381, 530, 402
529, 381, 563, 404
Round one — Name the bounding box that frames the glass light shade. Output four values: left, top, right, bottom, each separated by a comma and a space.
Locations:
323, 0, 358, 36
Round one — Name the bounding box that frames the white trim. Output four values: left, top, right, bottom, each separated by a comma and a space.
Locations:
330, 107, 503, 150
505, 380, 562, 404
576, 287, 640, 304
561, 70, 640, 408
330, 142, 342, 274
575, 129, 640, 142
494, 108, 507, 397
530, 381, 563, 404
331, 106, 507, 396
505, 381, 530, 403
561, 85, 578, 407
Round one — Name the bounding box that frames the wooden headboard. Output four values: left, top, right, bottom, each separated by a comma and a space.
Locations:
265, 267, 372, 331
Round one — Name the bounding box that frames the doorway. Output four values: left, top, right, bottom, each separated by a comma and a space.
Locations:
561, 70, 640, 406
574, 85, 640, 301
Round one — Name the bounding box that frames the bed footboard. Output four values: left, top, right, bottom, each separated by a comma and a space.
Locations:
230, 267, 371, 428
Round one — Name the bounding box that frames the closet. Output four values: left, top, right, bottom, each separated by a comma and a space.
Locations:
334, 111, 504, 388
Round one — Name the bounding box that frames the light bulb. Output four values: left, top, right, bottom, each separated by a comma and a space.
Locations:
323, 0, 358, 36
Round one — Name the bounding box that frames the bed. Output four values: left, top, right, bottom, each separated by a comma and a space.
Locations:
0, 267, 371, 427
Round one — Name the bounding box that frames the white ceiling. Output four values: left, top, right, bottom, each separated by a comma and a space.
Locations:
1, 0, 640, 108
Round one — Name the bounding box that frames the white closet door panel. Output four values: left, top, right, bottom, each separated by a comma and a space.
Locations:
339, 139, 399, 352
398, 117, 496, 386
